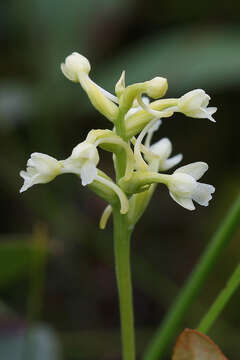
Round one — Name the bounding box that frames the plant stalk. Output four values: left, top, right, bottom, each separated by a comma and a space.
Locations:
113, 208, 135, 360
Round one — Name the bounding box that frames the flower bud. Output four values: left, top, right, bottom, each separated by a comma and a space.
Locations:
146, 77, 168, 99
61, 52, 91, 82
115, 71, 125, 97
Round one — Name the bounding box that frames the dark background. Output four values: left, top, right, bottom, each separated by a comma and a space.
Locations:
0, 0, 239, 359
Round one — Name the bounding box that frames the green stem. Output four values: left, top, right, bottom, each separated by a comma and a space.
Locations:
143, 194, 240, 360
113, 208, 136, 360
115, 109, 128, 141
198, 263, 240, 333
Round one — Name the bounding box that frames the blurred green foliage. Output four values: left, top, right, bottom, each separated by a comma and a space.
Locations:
0, 0, 239, 359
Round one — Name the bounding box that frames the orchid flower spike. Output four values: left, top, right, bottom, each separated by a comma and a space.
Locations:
177, 89, 217, 122
168, 162, 215, 210
20, 153, 62, 193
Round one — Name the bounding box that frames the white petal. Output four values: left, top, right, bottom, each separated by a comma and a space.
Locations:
201, 94, 210, 108
19, 173, 39, 193
144, 119, 162, 148
169, 192, 195, 210
149, 118, 161, 132
179, 89, 206, 111
190, 91, 208, 109
175, 162, 208, 180
192, 183, 215, 206
187, 108, 209, 119
170, 173, 197, 195
80, 162, 97, 186
187, 107, 216, 122
61, 63, 75, 82
205, 107, 217, 122
20, 170, 30, 180
134, 118, 159, 170
150, 138, 172, 160
162, 153, 183, 171
208, 107, 217, 115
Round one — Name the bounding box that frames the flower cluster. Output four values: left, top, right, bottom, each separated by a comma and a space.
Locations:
20, 52, 216, 227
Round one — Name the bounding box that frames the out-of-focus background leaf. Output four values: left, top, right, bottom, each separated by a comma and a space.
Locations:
0, 323, 60, 360
0, 0, 239, 359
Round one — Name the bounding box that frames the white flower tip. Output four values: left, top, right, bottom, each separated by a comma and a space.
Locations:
163, 153, 183, 171
19, 171, 30, 193
19, 152, 61, 194
61, 52, 91, 82
178, 89, 217, 122
192, 183, 215, 207
115, 70, 126, 96
146, 77, 168, 99
19, 181, 32, 193
177, 153, 183, 162
207, 107, 217, 122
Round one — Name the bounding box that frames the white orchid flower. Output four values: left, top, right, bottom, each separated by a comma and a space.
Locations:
20, 153, 62, 193
61, 141, 99, 186
168, 162, 215, 210
20, 141, 100, 194
149, 138, 183, 171
177, 89, 217, 122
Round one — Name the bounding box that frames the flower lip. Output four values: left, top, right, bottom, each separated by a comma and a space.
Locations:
20, 153, 62, 193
